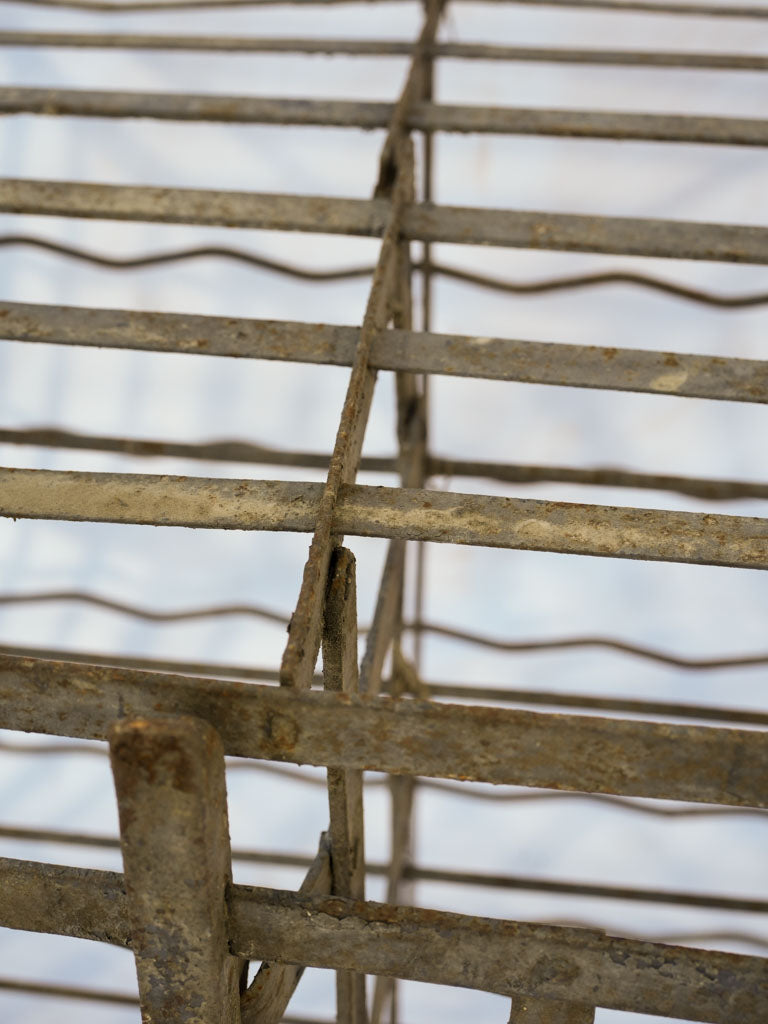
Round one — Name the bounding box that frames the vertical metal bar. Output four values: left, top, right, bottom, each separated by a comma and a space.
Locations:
323, 547, 367, 1024
280, 0, 444, 693
508, 996, 596, 1023
108, 716, 246, 1024
370, 137, 428, 1024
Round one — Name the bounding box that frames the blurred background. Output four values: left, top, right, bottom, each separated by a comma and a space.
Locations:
0, 0, 767, 1021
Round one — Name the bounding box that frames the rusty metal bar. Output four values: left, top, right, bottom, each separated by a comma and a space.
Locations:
321, 548, 367, 1024
2, 855, 767, 1022
6, 301, 768, 404
240, 833, 332, 1024
108, 716, 245, 1022
3, 656, 768, 806
278, 151, 407, 690
7, 89, 768, 149
2, 467, 768, 569
5, 181, 768, 264
3, 34, 768, 73
10, 854, 767, 1023
5, 821, 768, 913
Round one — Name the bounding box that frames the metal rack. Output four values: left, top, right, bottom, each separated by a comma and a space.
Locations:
0, 0, 767, 1021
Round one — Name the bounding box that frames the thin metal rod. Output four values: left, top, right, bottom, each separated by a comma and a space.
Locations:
0, 977, 139, 1006
4, 426, 768, 502
0, 588, 291, 624
7, 0, 768, 16
5, 235, 768, 309
5, 90, 768, 149
2, 35, 768, 73
0, 975, 328, 1024
240, 834, 332, 1024
5, 181, 768, 264
282, 0, 439, 689
4, 823, 768, 914
4, 637, 768, 724
3, 467, 768, 569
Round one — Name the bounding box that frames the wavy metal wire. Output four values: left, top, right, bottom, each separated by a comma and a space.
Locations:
3, 235, 767, 309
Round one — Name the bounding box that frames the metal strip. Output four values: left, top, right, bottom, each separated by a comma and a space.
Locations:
5, 301, 768, 403
5, 89, 768, 148
2, 35, 768, 73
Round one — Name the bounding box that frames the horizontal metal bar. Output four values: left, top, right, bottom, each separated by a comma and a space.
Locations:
4, 822, 768, 914
2, 181, 768, 264
2, 655, 767, 805
5, 90, 768, 148
2, 855, 765, 1022
2, 467, 768, 569
2, 725, 763, 816
1, 35, 768, 72
0, 977, 138, 1006
4, 301, 767, 403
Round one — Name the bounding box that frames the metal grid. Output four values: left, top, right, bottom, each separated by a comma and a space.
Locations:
0, 1, 767, 1022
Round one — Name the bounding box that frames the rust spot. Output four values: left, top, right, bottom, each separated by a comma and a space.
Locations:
602, 348, 617, 360
663, 353, 680, 367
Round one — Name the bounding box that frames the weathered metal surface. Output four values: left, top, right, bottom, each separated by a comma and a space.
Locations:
359, 541, 405, 696
322, 549, 367, 1024
278, 145, 408, 690
227, 887, 768, 1023
509, 995, 595, 1022
4, 181, 768, 264
109, 716, 245, 1023
0, 856, 129, 945
5, 300, 768, 402
3, 466, 768, 569
2, 655, 767, 805
0, 179, 390, 235
404, 204, 768, 264
3, 34, 768, 72
3, 855, 768, 1021
241, 834, 332, 1024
